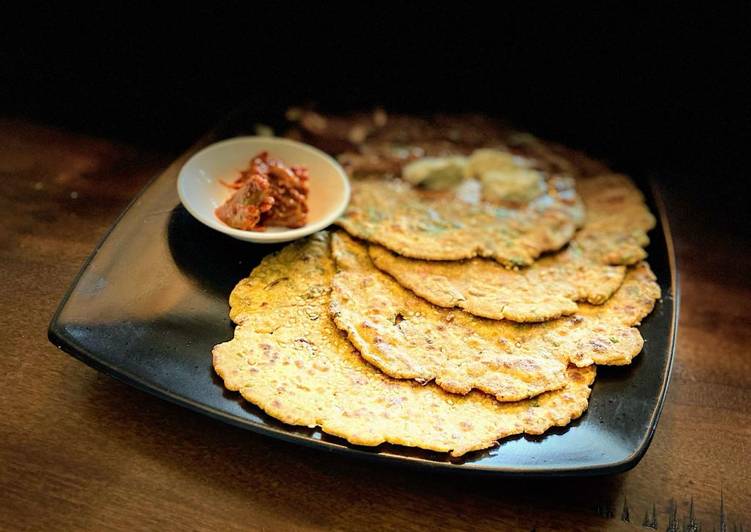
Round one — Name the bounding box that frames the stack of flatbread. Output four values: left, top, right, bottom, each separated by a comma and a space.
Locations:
213, 111, 661, 457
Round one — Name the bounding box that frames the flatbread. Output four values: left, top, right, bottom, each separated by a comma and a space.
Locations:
573, 174, 656, 265
574, 260, 661, 329
331, 233, 657, 401
336, 175, 584, 267
213, 232, 595, 457
369, 174, 655, 322
331, 232, 569, 401
369, 245, 622, 323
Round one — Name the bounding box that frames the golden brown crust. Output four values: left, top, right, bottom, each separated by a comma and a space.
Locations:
330, 232, 569, 401
331, 232, 656, 391
337, 176, 584, 267
213, 232, 595, 457
368, 174, 655, 322
576, 261, 661, 327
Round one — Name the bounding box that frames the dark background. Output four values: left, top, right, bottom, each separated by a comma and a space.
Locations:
2, 5, 749, 231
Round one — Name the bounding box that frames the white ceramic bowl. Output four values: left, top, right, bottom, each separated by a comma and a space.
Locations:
177, 136, 350, 243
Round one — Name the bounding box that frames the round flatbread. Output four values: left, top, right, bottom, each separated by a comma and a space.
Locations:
331, 232, 658, 401
337, 176, 584, 267
213, 233, 595, 457
369, 174, 656, 322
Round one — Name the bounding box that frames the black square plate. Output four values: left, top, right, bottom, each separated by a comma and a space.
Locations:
49, 107, 678, 476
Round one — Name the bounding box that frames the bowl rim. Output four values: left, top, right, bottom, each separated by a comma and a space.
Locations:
177, 135, 351, 243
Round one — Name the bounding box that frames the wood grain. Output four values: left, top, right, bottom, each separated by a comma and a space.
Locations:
0, 119, 749, 531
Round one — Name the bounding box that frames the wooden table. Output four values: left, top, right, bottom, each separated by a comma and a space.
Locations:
1, 119, 749, 531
